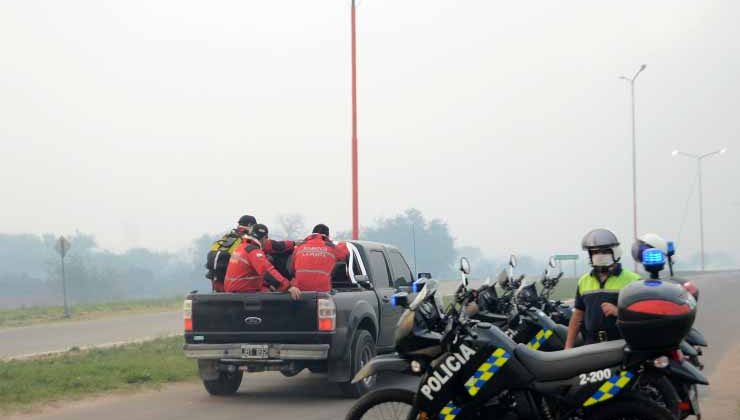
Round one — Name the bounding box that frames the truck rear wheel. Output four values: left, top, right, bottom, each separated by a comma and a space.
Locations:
202, 371, 243, 396
340, 330, 376, 398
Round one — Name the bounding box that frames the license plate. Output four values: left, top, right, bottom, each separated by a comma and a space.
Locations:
241, 344, 268, 359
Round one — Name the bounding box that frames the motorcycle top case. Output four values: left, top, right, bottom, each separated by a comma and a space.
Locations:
617, 280, 697, 352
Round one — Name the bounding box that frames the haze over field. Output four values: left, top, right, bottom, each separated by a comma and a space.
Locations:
1, 1, 738, 265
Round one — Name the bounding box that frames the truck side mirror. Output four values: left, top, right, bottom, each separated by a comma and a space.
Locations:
355, 275, 373, 290
417, 272, 432, 280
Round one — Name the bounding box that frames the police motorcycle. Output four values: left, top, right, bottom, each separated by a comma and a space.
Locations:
472, 256, 579, 352
538, 257, 574, 326
499, 252, 705, 419
505, 276, 576, 352
484, 254, 524, 318
630, 246, 709, 419
650, 240, 707, 369
346, 255, 706, 420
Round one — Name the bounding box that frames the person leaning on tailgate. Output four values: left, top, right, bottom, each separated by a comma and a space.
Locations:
224, 224, 301, 300
291, 224, 349, 292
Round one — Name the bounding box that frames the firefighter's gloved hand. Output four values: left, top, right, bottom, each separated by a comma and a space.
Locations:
288, 285, 301, 301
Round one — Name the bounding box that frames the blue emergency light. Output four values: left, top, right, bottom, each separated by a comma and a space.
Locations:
390, 295, 400, 306
412, 281, 425, 293
667, 241, 676, 255
642, 248, 666, 267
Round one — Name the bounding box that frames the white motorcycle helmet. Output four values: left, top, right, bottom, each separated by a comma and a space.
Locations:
631, 233, 669, 263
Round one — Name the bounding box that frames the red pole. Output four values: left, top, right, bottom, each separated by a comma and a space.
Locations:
351, 0, 359, 240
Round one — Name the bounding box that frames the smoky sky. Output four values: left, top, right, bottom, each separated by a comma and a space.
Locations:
1, 1, 738, 264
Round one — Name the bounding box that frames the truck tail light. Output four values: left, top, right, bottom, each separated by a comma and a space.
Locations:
184, 299, 193, 332
318, 298, 336, 331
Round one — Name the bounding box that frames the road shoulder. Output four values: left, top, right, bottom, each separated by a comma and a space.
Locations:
701, 342, 740, 419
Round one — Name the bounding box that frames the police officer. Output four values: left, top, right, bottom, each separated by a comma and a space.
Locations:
565, 228, 641, 348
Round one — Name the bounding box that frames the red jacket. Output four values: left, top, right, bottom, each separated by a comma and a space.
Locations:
224, 237, 291, 293
211, 238, 293, 293
291, 234, 349, 292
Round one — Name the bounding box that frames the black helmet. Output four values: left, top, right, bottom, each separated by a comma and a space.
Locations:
238, 215, 257, 227
581, 228, 620, 250
312, 224, 330, 237
251, 224, 269, 240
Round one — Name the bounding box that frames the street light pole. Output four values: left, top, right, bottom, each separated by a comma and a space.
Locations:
411, 223, 417, 275
620, 65, 647, 262
672, 148, 727, 270
350, 0, 359, 240
61, 253, 69, 318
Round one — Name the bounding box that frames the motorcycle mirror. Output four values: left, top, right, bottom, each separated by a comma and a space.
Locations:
509, 254, 518, 268
459, 257, 471, 275
548, 256, 557, 269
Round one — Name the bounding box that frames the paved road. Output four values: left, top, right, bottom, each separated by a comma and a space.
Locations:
684, 270, 740, 375
8, 271, 740, 420
0, 311, 180, 359
7, 373, 418, 420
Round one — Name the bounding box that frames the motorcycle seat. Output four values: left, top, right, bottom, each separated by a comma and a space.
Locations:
514, 340, 625, 381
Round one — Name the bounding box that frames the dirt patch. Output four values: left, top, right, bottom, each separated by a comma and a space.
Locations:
701, 342, 740, 419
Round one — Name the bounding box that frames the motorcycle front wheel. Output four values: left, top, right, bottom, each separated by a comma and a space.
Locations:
345, 388, 418, 420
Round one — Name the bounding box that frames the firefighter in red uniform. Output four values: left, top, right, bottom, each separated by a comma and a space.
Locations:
291, 224, 349, 292
225, 224, 301, 300
207, 215, 295, 292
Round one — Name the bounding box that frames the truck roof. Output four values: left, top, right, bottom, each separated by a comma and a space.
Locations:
346, 240, 401, 253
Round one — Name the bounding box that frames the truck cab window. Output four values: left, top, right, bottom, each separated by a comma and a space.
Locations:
368, 250, 392, 287
388, 251, 413, 288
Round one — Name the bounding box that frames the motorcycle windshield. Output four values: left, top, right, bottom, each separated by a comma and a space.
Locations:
410, 278, 439, 310
516, 278, 538, 303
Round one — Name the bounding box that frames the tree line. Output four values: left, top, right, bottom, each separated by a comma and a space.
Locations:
1, 208, 726, 309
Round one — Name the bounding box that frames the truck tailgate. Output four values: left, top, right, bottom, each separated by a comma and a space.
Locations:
187, 292, 332, 344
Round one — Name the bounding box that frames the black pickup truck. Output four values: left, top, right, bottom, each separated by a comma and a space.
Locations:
183, 241, 418, 397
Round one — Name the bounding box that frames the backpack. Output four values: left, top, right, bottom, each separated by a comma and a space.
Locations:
205, 231, 244, 282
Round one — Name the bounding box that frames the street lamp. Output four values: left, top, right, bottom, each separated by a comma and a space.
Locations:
671, 148, 727, 270
620, 64, 647, 260
350, 0, 360, 240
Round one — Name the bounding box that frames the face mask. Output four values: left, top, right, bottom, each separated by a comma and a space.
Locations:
591, 253, 614, 267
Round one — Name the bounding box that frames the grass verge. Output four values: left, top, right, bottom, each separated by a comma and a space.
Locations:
0, 296, 183, 329
0, 335, 195, 414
